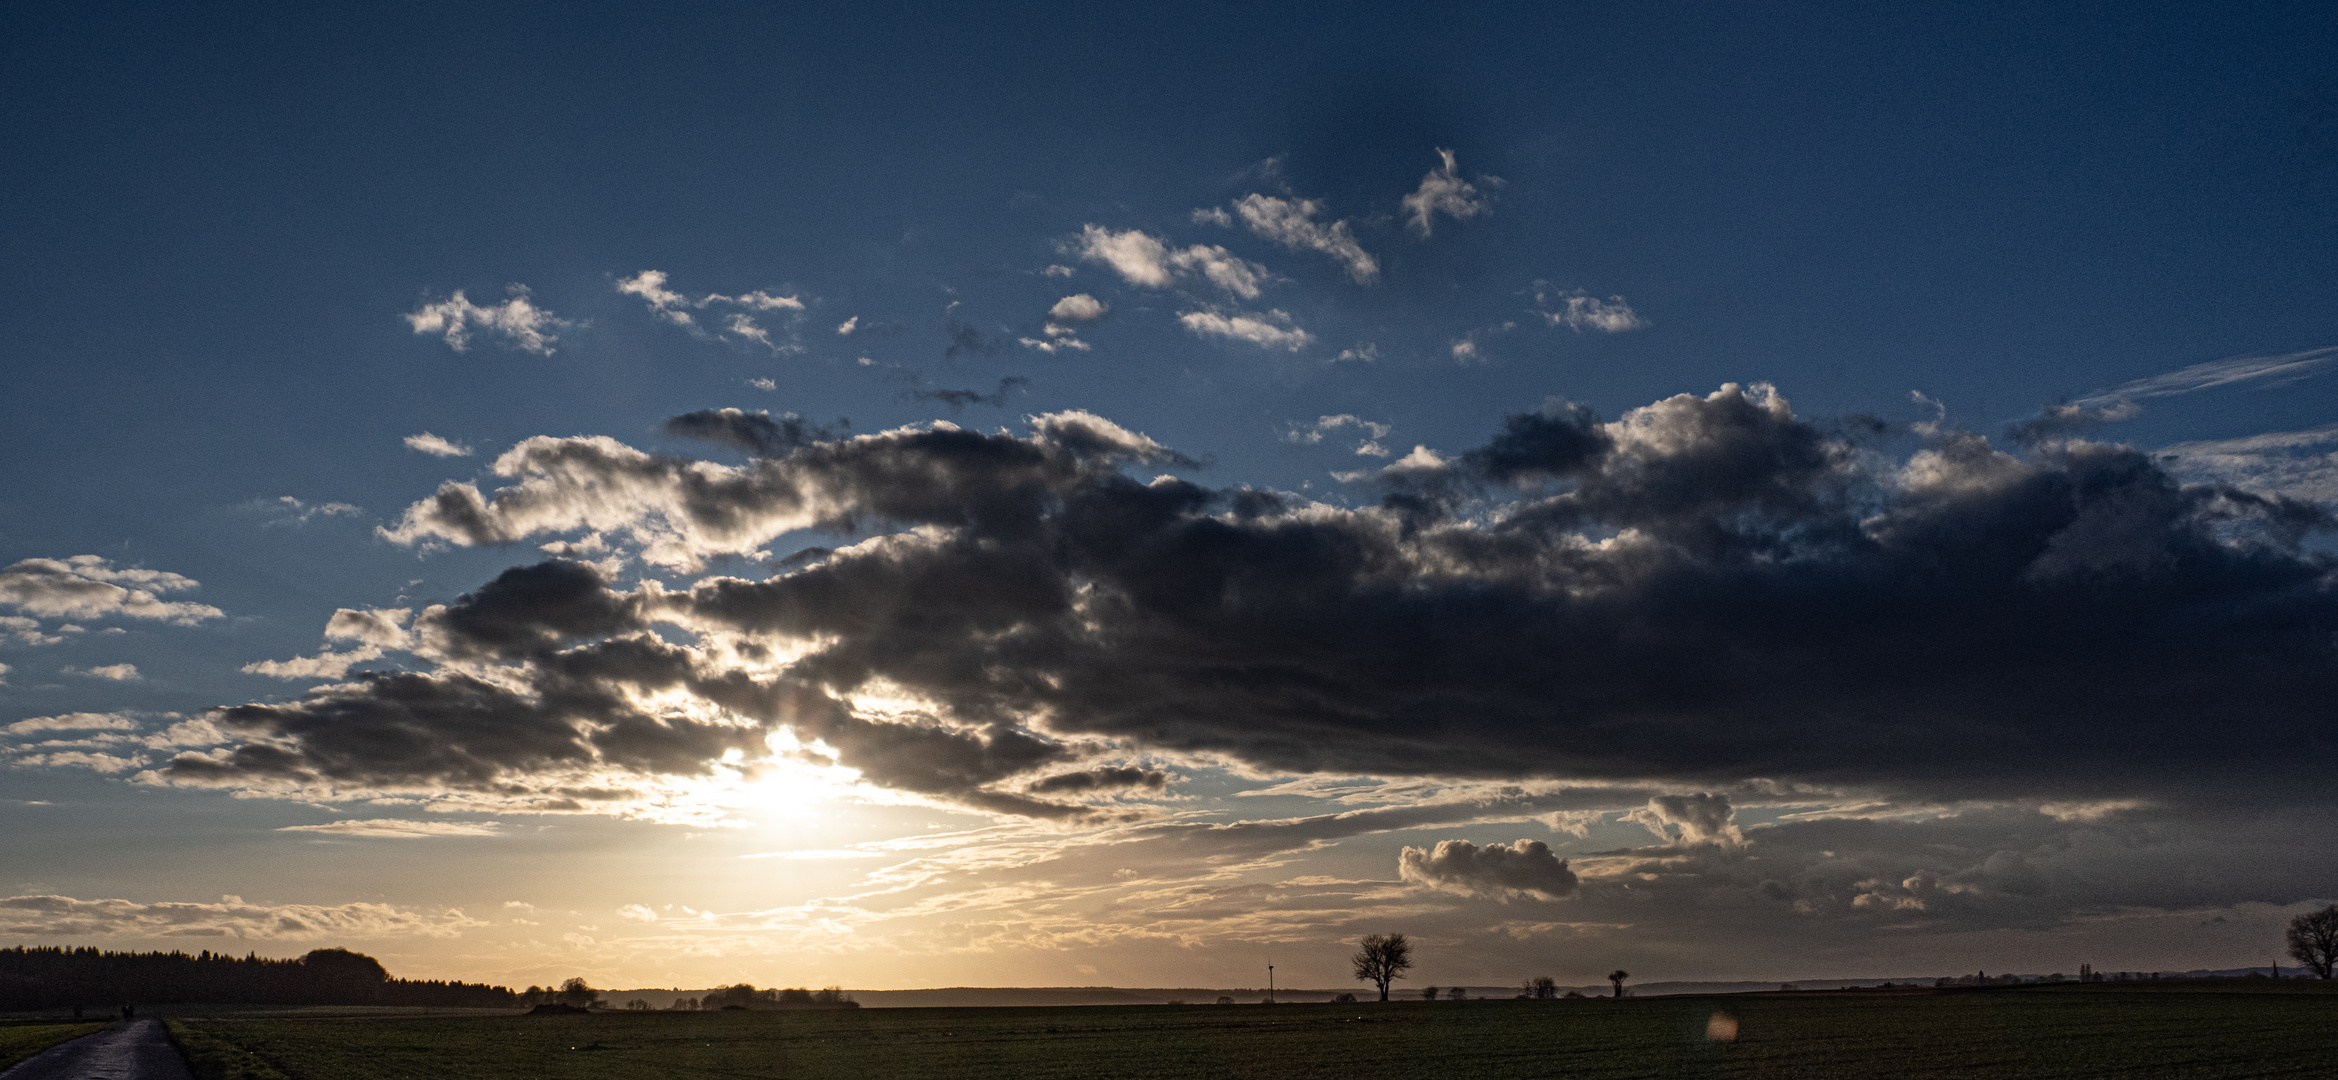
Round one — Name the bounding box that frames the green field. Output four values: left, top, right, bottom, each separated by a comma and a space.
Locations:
163, 987, 2338, 1080
0, 1021, 107, 1071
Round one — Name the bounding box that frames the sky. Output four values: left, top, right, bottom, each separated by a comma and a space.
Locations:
4, 1, 2337, 994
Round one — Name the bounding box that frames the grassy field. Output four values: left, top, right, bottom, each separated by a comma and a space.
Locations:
162, 987, 2338, 1080
0, 1021, 107, 1071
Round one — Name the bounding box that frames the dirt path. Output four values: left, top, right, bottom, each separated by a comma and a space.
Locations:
0, 1020, 194, 1080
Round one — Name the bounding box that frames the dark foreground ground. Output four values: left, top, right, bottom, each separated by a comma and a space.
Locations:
149, 984, 2338, 1080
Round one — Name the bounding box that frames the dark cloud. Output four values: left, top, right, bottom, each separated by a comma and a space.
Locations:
944, 320, 1000, 357
662, 409, 845, 457
253, 385, 2338, 815
910, 377, 1029, 413
1025, 766, 1170, 795
1398, 838, 1579, 901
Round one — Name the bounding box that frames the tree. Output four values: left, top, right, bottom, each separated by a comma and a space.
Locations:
557, 977, 602, 1009
2288, 905, 2338, 979
1421, 986, 1439, 1001
1351, 933, 1414, 1002
1607, 970, 1629, 999
1531, 976, 1558, 1000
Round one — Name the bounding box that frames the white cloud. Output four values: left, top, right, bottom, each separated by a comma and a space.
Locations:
1019, 323, 1093, 354
257, 496, 365, 527
1451, 338, 1480, 361
2158, 423, 2338, 503
1335, 343, 1379, 363
1191, 207, 1233, 226
617, 903, 659, 922
0, 893, 486, 939
1048, 294, 1109, 322
747, 377, 777, 391
617, 270, 803, 351
13, 751, 145, 773
1537, 284, 1645, 333
2073, 346, 2338, 411
1076, 225, 1175, 288
1622, 793, 1745, 846
0, 557, 222, 625
403, 285, 569, 356
1178, 308, 1311, 351
1234, 194, 1378, 283
1401, 149, 1497, 237
64, 663, 140, 682
244, 608, 412, 681
0, 616, 67, 646
0, 663, 8, 684
277, 819, 502, 838
1074, 226, 1271, 299
1286, 414, 1394, 457
403, 433, 473, 458
1041, 264, 1075, 278
7, 712, 138, 735
836, 316, 859, 335
1398, 838, 1579, 901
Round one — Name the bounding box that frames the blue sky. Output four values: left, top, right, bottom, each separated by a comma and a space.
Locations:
3, 2, 2335, 992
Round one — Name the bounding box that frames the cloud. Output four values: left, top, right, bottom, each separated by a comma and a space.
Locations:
2157, 423, 2338, 504
0, 894, 485, 939
1178, 308, 1311, 351
1398, 838, 1579, 901
1073, 226, 1271, 299
7, 712, 138, 735
617, 270, 803, 351
1049, 294, 1109, 322
0, 616, 68, 646
244, 608, 415, 681
254, 496, 365, 527
404, 433, 474, 458
1335, 344, 1378, 363
1025, 766, 1170, 795
662, 409, 844, 458
0, 556, 222, 625
63, 663, 140, 681
1286, 414, 1394, 457
617, 903, 658, 922
1041, 265, 1075, 278
1623, 793, 1745, 846
404, 286, 569, 356
0, 663, 8, 684
1019, 322, 1092, 354
747, 377, 777, 391
911, 377, 1029, 413
1401, 149, 1496, 237
836, 316, 859, 335
278, 819, 502, 838
161, 383, 2338, 826
1537, 284, 1645, 333
1233, 194, 1377, 283
2072, 345, 2338, 410
1190, 207, 1232, 227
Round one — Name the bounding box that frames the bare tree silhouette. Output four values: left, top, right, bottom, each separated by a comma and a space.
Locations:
2288, 905, 2338, 979
1351, 933, 1414, 1002
1608, 970, 1629, 999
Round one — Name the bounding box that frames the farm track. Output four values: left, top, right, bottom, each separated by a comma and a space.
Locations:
0, 1020, 192, 1080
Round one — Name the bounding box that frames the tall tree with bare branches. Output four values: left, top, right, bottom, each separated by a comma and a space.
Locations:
2289, 906, 2338, 979
1351, 933, 1414, 1002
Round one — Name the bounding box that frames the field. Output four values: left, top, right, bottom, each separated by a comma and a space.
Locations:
155, 985, 2338, 1080
0, 1022, 106, 1071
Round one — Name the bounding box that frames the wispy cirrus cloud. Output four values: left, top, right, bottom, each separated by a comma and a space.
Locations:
617, 270, 804, 351
1233, 194, 1377, 283
2073, 345, 2338, 409
1401, 149, 1498, 237
278, 819, 502, 838
404, 285, 570, 356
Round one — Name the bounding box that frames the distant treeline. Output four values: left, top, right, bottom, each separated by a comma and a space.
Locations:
666, 984, 858, 1011
0, 946, 516, 1010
